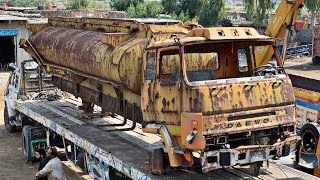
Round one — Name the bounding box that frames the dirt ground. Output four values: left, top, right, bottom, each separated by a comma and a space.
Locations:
0, 72, 39, 179
284, 56, 320, 80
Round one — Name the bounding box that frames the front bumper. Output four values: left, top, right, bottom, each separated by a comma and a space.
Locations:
201, 136, 297, 173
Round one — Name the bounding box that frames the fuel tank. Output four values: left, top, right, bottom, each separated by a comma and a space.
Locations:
25, 17, 189, 94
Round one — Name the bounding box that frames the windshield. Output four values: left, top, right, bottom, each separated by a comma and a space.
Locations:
183, 41, 284, 85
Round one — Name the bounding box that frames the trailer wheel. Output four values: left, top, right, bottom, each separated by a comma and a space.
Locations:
151, 148, 165, 175
4, 104, 16, 133
300, 123, 320, 153
251, 161, 263, 177
22, 125, 32, 162
313, 56, 320, 65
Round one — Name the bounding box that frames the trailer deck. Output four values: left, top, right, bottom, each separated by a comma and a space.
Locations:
15, 98, 318, 180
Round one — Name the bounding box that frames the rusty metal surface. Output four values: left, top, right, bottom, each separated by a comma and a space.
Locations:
182, 78, 295, 117
187, 27, 269, 40
21, 17, 298, 173
25, 18, 189, 95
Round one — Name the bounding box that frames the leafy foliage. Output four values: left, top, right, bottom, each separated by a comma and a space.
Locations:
244, 0, 274, 27
161, 0, 179, 15
199, 0, 226, 27
87, 1, 109, 9
304, 0, 320, 26
126, 2, 164, 18
65, 0, 90, 9
179, 0, 205, 18
10, 0, 47, 7
110, 0, 143, 11
162, 0, 204, 18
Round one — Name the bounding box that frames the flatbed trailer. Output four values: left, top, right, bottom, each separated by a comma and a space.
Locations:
284, 57, 320, 176
15, 97, 317, 180
284, 58, 320, 129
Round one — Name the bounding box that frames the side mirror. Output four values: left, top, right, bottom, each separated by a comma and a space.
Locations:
8, 63, 17, 72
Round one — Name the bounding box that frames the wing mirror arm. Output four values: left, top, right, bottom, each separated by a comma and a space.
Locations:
8, 63, 17, 72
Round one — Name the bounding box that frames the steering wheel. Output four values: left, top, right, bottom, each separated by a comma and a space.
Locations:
251, 64, 280, 77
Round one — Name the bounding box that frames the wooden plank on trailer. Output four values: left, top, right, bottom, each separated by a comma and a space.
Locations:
37, 101, 85, 125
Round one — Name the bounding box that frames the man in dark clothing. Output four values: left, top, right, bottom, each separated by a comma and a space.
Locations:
35, 148, 49, 180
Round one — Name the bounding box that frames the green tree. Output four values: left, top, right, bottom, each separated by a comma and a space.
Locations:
10, 0, 46, 7
244, 0, 274, 28
179, 0, 205, 18
162, 0, 204, 19
126, 2, 164, 18
161, 0, 179, 15
65, 0, 90, 9
199, 0, 226, 27
304, 0, 320, 27
110, 0, 143, 11
177, 10, 190, 22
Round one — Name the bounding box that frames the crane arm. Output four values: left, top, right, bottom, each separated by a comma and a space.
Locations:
255, 0, 304, 66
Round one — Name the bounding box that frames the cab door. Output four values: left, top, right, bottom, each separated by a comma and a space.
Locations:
153, 47, 181, 125
5, 70, 20, 117
141, 50, 157, 123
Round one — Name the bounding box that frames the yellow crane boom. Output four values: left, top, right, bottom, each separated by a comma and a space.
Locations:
255, 0, 304, 66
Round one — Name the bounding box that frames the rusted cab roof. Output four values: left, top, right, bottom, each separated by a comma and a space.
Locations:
148, 27, 275, 49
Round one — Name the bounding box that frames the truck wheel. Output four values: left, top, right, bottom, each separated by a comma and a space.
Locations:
251, 161, 263, 177
4, 105, 16, 133
22, 125, 32, 162
151, 148, 165, 175
300, 123, 320, 153
313, 56, 320, 65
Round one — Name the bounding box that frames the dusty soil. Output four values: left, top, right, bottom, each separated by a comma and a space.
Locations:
284, 56, 320, 80
0, 72, 39, 179
0, 73, 81, 180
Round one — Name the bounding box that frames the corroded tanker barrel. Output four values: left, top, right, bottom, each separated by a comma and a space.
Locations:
26, 17, 189, 94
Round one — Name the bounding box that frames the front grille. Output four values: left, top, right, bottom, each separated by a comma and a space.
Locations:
205, 125, 294, 150
227, 111, 276, 121
219, 152, 231, 166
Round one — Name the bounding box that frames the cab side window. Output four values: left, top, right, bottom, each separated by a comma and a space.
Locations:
146, 52, 156, 80
238, 49, 248, 72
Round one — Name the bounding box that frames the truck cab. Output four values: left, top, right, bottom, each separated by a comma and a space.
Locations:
3, 60, 52, 132
142, 27, 297, 173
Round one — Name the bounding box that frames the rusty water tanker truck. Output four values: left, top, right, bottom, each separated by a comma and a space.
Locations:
20, 17, 298, 175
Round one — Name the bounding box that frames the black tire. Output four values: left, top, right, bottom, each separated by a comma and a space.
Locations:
22, 125, 33, 163
4, 104, 16, 133
300, 123, 320, 153
151, 148, 165, 175
313, 56, 320, 65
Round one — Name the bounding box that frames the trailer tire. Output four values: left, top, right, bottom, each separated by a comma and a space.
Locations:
4, 104, 16, 133
22, 125, 32, 163
151, 148, 165, 175
300, 123, 320, 153
313, 56, 320, 65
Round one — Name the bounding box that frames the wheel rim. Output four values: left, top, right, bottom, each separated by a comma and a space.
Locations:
302, 130, 317, 153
